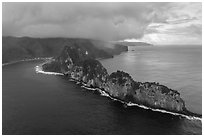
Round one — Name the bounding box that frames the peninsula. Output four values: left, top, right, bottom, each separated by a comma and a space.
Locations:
41, 44, 200, 117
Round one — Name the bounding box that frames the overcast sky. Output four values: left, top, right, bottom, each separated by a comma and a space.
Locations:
2, 2, 202, 45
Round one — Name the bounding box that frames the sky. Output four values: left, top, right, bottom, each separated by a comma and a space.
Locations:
2, 2, 202, 45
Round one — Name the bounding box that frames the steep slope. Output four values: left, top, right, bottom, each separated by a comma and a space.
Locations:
41, 45, 198, 116
2, 36, 128, 63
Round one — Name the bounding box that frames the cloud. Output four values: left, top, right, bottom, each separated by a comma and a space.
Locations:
2, 3, 154, 40
2, 2, 202, 44
137, 2, 202, 45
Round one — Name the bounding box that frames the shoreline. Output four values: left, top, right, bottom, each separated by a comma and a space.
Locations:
35, 59, 64, 76
2, 48, 126, 67
35, 61, 202, 122
2, 57, 52, 67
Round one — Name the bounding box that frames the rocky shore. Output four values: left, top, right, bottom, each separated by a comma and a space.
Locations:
42, 45, 200, 117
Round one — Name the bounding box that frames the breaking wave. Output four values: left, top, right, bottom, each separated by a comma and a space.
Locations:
35, 64, 202, 122
80, 83, 202, 122
35, 65, 64, 76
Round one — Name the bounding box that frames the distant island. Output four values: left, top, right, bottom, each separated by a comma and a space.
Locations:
41, 44, 201, 118
113, 41, 153, 46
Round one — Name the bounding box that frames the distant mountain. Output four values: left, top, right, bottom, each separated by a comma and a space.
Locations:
114, 41, 153, 46
2, 36, 128, 64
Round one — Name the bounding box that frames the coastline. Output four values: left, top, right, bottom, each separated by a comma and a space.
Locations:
3, 57, 201, 121
35, 59, 64, 76
35, 59, 202, 121
2, 57, 52, 67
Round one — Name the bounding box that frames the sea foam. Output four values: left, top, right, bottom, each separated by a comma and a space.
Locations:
81, 83, 202, 121
35, 65, 64, 76
35, 58, 64, 76
35, 63, 202, 122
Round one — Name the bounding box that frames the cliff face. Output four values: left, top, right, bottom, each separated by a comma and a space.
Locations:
42, 45, 187, 114
102, 71, 185, 112
2, 36, 128, 63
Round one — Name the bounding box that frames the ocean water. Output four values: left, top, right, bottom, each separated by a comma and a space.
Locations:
101, 45, 202, 114
2, 45, 202, 135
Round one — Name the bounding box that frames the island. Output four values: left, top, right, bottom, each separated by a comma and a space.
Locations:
42, 45, 200, 118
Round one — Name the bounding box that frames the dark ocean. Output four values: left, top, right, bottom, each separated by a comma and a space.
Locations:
2, 45, 202, 135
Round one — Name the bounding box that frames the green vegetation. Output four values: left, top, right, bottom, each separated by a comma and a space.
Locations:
109, 70, 133, 86
81, 59, 108, 81
3, 36, 127, 63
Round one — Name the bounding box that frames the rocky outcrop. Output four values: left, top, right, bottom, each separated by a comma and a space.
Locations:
105, 71, 186, 113
42, 45, 190, 115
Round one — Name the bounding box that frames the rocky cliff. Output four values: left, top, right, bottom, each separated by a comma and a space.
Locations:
42, 45, 193, 115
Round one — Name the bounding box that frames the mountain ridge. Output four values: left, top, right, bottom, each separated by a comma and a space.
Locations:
2, 36, 128, 63
41, 45, 201, 118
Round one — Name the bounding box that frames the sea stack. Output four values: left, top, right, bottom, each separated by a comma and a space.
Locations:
42, 45, 188, 114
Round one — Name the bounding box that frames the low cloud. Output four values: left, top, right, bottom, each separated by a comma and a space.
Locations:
2, 2, 202, 44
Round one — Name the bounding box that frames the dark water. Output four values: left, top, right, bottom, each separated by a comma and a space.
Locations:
2, 46, 202, 135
